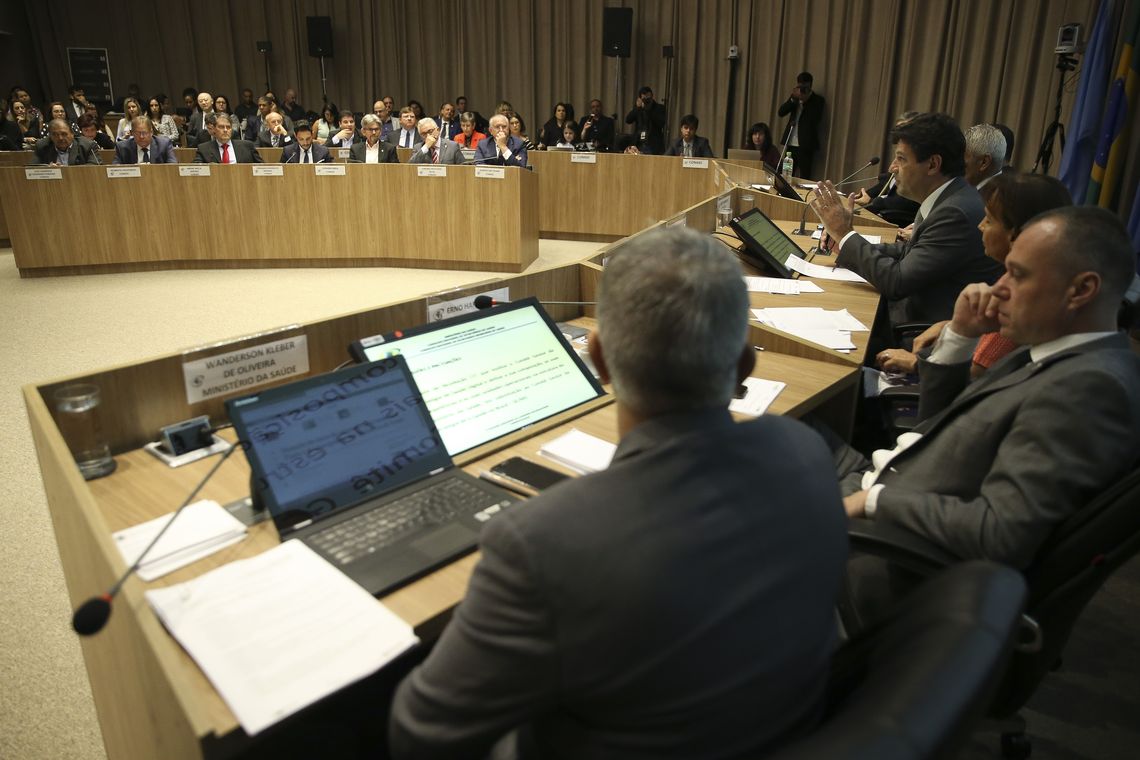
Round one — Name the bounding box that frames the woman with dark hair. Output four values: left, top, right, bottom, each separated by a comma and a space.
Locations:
147, 96, 180, 142
2, 98, 39, 149
7, 86, 42, 132
43, 101, 78, 137
539, 102, 572, 150
509, 113, 536, 151
742, 122, 780, 167
877, 173, 1074, 377
213, 94, 239, 138
314, 103, 339, 145
554, 121, 582, 150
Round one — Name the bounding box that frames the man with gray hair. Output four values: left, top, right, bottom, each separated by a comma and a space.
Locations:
389, 227, 848, 759
408, 117, 465, 165
963, 122, 1007, 189
348, 113, 397, 163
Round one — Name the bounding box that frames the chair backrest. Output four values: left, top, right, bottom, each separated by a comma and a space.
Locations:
985, 463, 1140, 716
766, 561, 1026, 760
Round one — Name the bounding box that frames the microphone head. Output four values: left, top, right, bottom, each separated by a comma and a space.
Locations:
868, 156, 881, 166
473, 295, 496, 309
73, 595, 112, 636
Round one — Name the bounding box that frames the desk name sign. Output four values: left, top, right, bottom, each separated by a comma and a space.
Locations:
106, 166, 141, 179
570, 152, 597, 164
682, 158, 710, 169
315, 164, 346, 176
475, 166, 505, 179
416, 165, 447, 178
182, 335, 310, 404
179, 165, 211, 177
427, 286, 510, 323
25, 167, 62, 180
253, 165, 284, 177
337, 149, 351, 159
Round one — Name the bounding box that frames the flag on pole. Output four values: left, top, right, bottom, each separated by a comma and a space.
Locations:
1059, 0, 1116, 203
1087, 2, 1140, 207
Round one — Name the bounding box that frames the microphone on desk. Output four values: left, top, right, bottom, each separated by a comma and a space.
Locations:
793, 156, 880, 236
473, 295, 597, 310
71, 440, 240, 636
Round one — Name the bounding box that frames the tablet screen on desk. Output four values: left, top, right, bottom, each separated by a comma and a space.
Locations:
350, 298, 605, 456
729, 207, 803, 279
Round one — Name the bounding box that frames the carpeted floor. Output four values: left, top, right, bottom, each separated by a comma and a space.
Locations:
2, 244, 1137, 760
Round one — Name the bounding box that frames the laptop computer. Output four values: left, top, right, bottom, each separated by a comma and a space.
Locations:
348, 297, 605, 457
225, 355, 519, 597
729, 207, 812, 279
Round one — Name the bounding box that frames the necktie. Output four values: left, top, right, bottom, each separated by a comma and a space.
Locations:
221, 143, 230, 164
432, 147, 439, 164
684, 143, 692, 158
302, 149, 309, 164
404, 131, 410, 148
142, 148, 150, 164
442, 123, 449, 139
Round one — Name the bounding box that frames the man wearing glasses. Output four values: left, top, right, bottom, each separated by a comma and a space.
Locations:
348, 114, 398, 163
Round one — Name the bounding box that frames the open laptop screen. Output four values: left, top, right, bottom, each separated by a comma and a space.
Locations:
226, 356, 452, 531
729, 207, 804, 279
350, 298, 604, 456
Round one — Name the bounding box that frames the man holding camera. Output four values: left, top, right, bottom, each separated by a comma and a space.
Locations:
579, 99, 615, 151
624, 86, 667, 155
777, 72, 826, 178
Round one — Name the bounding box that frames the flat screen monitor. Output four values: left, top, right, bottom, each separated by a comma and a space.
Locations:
349, 298, 605, 456
728, 207, 805, 279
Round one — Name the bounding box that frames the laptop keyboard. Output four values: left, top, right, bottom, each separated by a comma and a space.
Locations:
309, 478, 509, 566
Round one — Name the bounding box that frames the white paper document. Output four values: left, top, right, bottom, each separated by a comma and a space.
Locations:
114, 500, 248, 581
146, 540, 419, 736
743, 276, 824, 295
729, 377, 786, 416
751, 307, 867, 351
785, 253, 868, 283
862, 367, 915, 398
539, 428, 617, 474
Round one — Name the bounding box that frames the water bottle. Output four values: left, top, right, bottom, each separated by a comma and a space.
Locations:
781, 152, 794, 178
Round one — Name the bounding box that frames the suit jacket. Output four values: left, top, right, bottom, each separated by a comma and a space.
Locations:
433, 116, 461, 140
624, 101, 667, 155
347, 140, 398, 163
854, 334, 1140, 568
390, 409, 848, 760
328, 128, 362, 149
665, 136, 714, 158
407, 139, 465, 165
474, 135, 528, 168
192, 139, 263, 164
777, 92, 825, 153
280, 142, 331, 163
33, 136, 101, 165
186, 110, 211, 140
579, 114, 616, 150
836, 175, 1002, 325
863, 171, 921, 226
112, 135, 177, 164
390, 127, 420, 150
256, 129, 295, 148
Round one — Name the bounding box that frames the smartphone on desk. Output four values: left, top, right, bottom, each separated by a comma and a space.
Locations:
485, 457, 570, 496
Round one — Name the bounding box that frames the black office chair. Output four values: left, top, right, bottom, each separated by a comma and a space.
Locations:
841, 462, 1140, 758
767, 561, 1026, 760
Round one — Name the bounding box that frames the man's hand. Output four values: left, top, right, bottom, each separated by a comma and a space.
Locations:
335, 128, 351, 141
843, 490, 868, 518
897, 223, 914, 242
949, 283, 1001, 339
271, 123, 287, 136
809, 180, 855, 242
853, 187, 872, 206
911, 320, 950, 352
423, 130, 438, 150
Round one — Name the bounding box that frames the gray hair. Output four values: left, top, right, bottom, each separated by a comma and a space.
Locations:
597, 227, 749, 416
965, 123, 1006, 163
360, 113, 381, 128
214, 112, 232, 127
416, 116, 437, 133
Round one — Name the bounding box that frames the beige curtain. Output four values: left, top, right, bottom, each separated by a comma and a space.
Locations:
28, 0, 1137, 214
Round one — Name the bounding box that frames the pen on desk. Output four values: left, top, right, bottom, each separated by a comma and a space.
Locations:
753, 345, 766, 352
479, 470, 535, 497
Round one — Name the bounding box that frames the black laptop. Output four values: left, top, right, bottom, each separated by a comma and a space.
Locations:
729, 207, 811, 279
225, 355, 518, 597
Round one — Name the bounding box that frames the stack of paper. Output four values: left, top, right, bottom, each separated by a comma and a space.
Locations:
539, 428, 617, 474
751, 307, 870, 352
146, 540, 419, 736
743, 276, 825, 295
114, 500, 248, 581
729, 377, 787, 416
785, 253, 868, 283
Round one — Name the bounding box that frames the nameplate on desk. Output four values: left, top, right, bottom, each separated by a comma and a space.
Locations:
337, 149, 351, 159
475, 166, 505, 179
315, 164, 345, 176
252, 165, 283, 177
570, 152, 597, 164
106, 166, 141, 179
181, 335, 310, 404
179, 165, 211, 177
24, 168, 62, 180
682, 158, 710, 169
427, 286, 509, 323
416, 165, 447, 178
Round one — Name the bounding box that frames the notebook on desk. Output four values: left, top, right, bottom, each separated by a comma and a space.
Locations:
225, 356, 518, 597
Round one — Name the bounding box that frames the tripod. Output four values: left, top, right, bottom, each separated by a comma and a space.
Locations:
1032, 53, 1078, 174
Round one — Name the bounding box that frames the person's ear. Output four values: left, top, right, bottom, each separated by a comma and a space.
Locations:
1067, 271, 1102, 311
586, 330, 611, 385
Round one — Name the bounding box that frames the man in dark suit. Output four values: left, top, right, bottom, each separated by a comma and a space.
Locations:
812, 112, 1004, 328
347, 114, 398, 163
186, 92, 215, 144
389, 107, 420, 150
624, 85, 667, 154
389, 226, 848, 760
579, 98, 615, 151
34, 119, 101, 165
777, 72, 825, 178
328, 111, 361, 149
256, 111, 294, 148
408, 118, 465, 165
281, 122, 330, 164
192, 114, 262, 163
433, 102, 461, 141
112, 117, 176, 164
963, 122, 1007, 189
474, 114, 528, 168
665, 113, 714, 158
827, 206, 1140, 626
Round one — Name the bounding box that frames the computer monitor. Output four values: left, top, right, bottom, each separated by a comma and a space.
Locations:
349, 298, 605, 456
728, 207, 805, 279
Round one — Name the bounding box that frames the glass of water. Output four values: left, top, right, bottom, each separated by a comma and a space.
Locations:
54, 383, 116, 480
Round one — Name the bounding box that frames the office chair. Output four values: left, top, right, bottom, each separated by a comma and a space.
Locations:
767, 561, 1026, 760
840, 462, 1140, 759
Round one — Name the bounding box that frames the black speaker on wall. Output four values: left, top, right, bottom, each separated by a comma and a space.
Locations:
307, 16, 334, 58
603, 7, 633, 58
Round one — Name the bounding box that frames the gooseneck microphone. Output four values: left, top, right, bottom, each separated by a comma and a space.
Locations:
72, 440, 239, 636
473, 296, 597, 310
793, 156, 880, 236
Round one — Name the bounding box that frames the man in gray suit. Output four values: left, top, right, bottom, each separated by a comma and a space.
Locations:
832, 207, 1140, 619
408, 117, 465, 165
33, 119, 101, 165
389, 227, 849, 760
813, 112, 1004, 328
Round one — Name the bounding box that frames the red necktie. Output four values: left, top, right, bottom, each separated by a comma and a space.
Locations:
432, 147, 439, 164
221, 143, 230, 164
